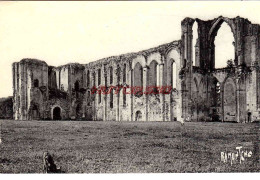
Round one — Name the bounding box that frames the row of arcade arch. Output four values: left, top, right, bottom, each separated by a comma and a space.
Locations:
190, 76, 237, 122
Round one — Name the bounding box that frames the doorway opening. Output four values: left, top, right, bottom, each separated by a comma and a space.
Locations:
53, 107, 61, 120
135, 111, 142, 121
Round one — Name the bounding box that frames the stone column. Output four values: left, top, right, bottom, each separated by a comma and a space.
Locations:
181, 18, 194, 120
159, 63, 165, 121
210, 44, 215, 69
251, 37, 258, 106
19, 63, 26, 120
92, 71, 96, 121
220, 83, 224, 122
236, 77, 240, 123
115, 65, 121, 121
143, 66, 148, 121
179, 79, 186, 121
126, 62, 131, 122
235, 20, 244, 66
103, 65, 107, 121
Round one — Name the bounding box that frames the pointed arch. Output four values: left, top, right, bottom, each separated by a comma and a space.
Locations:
208, 18, 236, 69
223, 77, 236, 122
148, 60, 158, 87
192, 21, 199, 67
109, 66, 113, 85
133, 62, 143, 88
214, 22, 235, 68
117, 64, 121, 84
123, 63, 126, 83
166, 48, 181, 88
170, 59, 177, 89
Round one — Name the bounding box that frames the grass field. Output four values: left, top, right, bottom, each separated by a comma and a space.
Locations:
0, 120, 259, 173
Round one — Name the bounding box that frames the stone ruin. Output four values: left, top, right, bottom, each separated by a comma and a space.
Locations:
12, 16, 260, 122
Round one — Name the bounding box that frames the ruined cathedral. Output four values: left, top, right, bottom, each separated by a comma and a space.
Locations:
12, 16, 260, 122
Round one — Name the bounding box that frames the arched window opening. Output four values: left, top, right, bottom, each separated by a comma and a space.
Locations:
98, 69, 101, 86
192, 21, 199, 67
148, 60, 158, 87
58, 70, 61, 89
123, 64, 126, 83
156, 64, 160, 87
117, 65, 121, 84
86, 70, 90, 87
215, 22, 235, 69
110, 67, 113, 85
133, 63, 143, 88
172, 61, 177, 89
34, 79, 39, 88
48, 70, 57, 89
93, 73, 96, 87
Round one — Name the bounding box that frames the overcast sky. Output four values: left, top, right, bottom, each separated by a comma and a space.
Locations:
1, 1, 260, 97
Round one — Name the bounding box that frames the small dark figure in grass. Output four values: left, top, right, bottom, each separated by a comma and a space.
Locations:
43, 152, 63, 173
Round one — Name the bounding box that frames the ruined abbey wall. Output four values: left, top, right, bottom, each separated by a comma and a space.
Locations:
13, 41, 183, 122
181, 16, 260, 122
12, 16, 260, 122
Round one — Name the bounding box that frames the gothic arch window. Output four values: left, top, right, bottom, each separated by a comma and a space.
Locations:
98, 69, 101, 86
192, 21, 199, 67
86, 70, 90, 87
123, 64, 126, 83
117, 65, 121, 84
110, 67, 113, 85
34, 79, 39, 88
212, 21, 235, 68
172, 60, 177, 89
133, 62, 143, 88
148, 60, 158, 87
93, 73, 96, 86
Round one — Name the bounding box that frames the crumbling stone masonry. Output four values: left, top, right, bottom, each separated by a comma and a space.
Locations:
13, 16, 260, 122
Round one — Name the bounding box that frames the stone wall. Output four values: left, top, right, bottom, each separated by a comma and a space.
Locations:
181, 16, 260, 122
12, 16, 260, 122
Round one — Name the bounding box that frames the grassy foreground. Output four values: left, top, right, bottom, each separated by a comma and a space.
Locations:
0, 120, 259, 173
